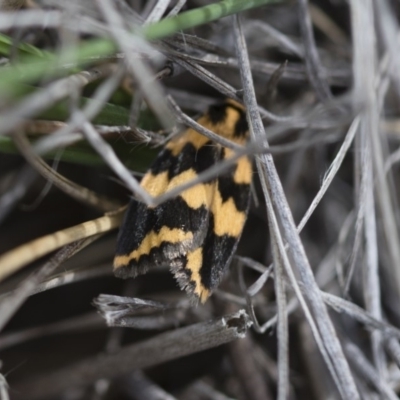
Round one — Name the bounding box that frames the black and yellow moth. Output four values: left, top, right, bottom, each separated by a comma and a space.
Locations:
113, 100, 251, 303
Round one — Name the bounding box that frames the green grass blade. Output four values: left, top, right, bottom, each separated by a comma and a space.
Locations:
0, 0, 282, 98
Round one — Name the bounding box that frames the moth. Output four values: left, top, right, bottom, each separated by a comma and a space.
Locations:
114, 100, 252, 303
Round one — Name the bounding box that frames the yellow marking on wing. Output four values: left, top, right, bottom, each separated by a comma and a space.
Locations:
140, 171, 169, 197
186, 247, 210, 303
166, 102, 248, 157
168, 168, 197, 187
212, 190, 246, 237
115, 100, 251, 302
212, 106, 245, 140
168, 169, 215, 209
113, 227, 193, 268
141, 168, 216, 210
179, 182, 215, 209
234, 157, 252, 184
222, 147, 252, 184
167, 119, 210, 156
223, 147, 235, 160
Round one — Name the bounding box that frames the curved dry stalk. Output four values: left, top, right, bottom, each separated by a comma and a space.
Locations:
297, 0, 332, 100
0, 64, 116, 136
0, 312, 102, 351
345, 342, 398, 400
0, 235, 101, 331
120, 370, 178, 400
14, 310, 251, 400
233, 13, 359, 399
0, 210, 124, 282
351, 0, 400, 301
12, 129, 120, 211
96, 0, 174, 130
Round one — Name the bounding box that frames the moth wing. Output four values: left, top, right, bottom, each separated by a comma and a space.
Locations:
174, 151, 252, 302
114, 139, 221, 279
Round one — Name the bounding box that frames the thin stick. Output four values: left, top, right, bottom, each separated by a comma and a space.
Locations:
233, 13, 359, 399
0, 211, 124, 282
351, 0, 400, 300
79, 114, 153, 204
120, 370, 178, 400
145, 0, 171, 24
0, 312, 102, 351
0, 64, 114, 136
297, 0, 332, 100
345, 343, 398, 400
0, 236, 101, 332
297, 116, 359, 233
96, 0, 174, 130
14, 311, 251, 400
267, 190, 289, 400
12, 130, 120, 211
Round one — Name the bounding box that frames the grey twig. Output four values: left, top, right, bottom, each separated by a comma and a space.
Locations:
351, 0, 400, 301
0, 64, 114, 136
345, 342, 398, 400
229, 335, 273, 400
0, 374, 9, 400
12, 130, 120, 211
96, 0, 174, 130
297, 0, 332, 100
0, 236, 101, 332
79, 114, 153, 204
93, 294, 188, 330
232, 13, 359, 399
145, 0, 171, 24
0, 312, 102, 351
14, 311, 251, 400
120, 370, 178, 400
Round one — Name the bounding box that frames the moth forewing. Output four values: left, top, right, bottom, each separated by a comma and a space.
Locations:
114, 100, 251, 303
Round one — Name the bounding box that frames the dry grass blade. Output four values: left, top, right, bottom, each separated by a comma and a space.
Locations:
0, 312, 102, 351
0, 64, 115, 136
253, 192, 290, 399
79, 115, 153, 204
297, 116, 359, 233
0, 374, 9, 400
0, 235, 101, 331
120, 370, 178, 400
386, 337, 400, 369
0, 10, 62, 29
351, 0, 398, 384
322, 293, 400, 339
0, 211, 123, 281
93, 294, 188, 329
2, 1, 400, 399
345, 342, 398, 400
233, 13, 359, 399
229, 335, 273, 400
297, 0, 332, 100
0, 165, 37, 223
12, 130, 120, 211
351, 0, 400, 301
97, 0, 174, 130
14, 311, 251, 400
